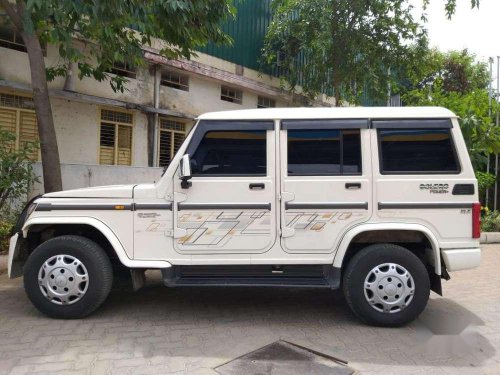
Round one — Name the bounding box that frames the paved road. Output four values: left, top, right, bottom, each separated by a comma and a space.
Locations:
0, 246, 499, 375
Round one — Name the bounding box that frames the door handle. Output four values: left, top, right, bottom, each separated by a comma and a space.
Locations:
345, 182, 361, 189
249, 183, 265, 190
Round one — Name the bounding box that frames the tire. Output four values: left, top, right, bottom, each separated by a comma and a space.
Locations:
24, 235, 113, 319
343, 243, 430, 327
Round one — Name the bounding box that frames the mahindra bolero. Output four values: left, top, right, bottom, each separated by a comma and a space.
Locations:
8, 107, 481, 326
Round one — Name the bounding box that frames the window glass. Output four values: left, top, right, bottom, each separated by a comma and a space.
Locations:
287, 129, 361, 175
221, 86, 243, 104
161, 70, 189, 91
109, 61, 136, 79
379, 129, 459, 173
99, 109, 133, 165
343, 130, 362, 174
158, 118, 186, 167
0, 14, 27, 52
257, 96, 276, 108
191, 130, 266, 175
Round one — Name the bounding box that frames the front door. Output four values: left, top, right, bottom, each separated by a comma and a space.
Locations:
173, 120, 277, 254
279, 119, 372, 253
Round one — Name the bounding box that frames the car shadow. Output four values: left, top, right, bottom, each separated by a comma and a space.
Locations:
93, 272, 496, 370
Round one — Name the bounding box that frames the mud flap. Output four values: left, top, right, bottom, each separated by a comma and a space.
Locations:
428, 268, 443, 296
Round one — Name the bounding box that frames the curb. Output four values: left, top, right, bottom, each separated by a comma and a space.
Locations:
480, 232, 500, 244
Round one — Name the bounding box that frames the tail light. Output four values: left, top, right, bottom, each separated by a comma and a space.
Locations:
472, 203, 481, 239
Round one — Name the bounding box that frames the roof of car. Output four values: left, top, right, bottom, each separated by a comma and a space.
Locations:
197, 106, 457, 121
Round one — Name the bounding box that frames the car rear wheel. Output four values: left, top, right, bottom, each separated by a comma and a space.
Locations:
343, 243, 430, 327
24, 235, 113, 319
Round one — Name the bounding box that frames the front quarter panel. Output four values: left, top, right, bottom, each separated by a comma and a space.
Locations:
29, 198, 135, 258
22, 215, 172, 269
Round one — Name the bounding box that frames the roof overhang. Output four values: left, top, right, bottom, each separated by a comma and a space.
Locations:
144, 50, 298, 103
0, 79, 193, 119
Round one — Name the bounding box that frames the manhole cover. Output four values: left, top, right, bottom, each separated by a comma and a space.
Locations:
215, 340, 354, 375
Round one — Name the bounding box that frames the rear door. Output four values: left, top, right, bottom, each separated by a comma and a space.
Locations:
173, 120, 277, 255
372, 118, 477, 243
279, 119, 372, 253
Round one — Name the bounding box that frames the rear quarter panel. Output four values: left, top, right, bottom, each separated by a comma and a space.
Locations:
371, 118, 479, 249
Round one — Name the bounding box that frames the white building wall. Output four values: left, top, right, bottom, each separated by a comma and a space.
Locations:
51, 99, 100, 165
30, 163, 163, 196
160, 75, 282, 116
1, 39, 321, 190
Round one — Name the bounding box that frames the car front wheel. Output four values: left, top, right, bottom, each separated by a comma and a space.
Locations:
343, 243, 430, 327
24, 235, 113, 319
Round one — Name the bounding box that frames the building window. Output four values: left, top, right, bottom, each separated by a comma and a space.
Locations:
161, 70, 189, 91
287, 129, 361, 175
221, 86, 242, 104
191, 130, 266, 176
99, 109, 133, 165
0, 93, 39, 160
158, 118, 186, 168
257, 96, 275, 108
378, 128, 460, 174
0, 12, 26, 53
109, 61, 136, 79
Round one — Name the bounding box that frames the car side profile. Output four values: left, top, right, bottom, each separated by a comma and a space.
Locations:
8, 106, 481, 326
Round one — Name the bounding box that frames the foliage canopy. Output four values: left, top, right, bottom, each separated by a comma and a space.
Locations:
401, 48, 499, 172
4, 0, 235, 92
0, 0, 234, 192
263, 0, 425, 106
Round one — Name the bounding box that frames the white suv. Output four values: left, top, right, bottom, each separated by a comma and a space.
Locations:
8, 107, 481, 326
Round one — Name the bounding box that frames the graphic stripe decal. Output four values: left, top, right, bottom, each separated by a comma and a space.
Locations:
378, 202, 473, 210
36, 203, 134, 211
134, 203, 173, 210
36, 203, 173, 211
177, 203, 271, 211
285, 202, 368, 210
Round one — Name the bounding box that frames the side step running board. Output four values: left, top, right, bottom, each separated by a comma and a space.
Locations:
161, 265, 341, 289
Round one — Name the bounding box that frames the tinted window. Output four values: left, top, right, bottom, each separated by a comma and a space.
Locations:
343, 130, 362, 174
191, 130, 266, 175
287, 129, 361, 175
379, 129, 459, 173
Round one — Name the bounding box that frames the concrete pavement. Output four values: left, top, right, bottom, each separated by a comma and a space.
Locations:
0, 246, 499, 375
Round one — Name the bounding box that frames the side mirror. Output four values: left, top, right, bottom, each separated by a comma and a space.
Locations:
178, 154, 192, 189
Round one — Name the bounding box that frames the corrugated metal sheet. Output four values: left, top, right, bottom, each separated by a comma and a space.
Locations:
197, 0, 272, 72
197, 0, 380, 106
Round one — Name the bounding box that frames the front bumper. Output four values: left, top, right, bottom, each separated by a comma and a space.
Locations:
7, 233, 22, 279
441, 248, 481, 272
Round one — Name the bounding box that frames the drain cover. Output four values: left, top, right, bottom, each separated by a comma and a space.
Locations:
215, 340, 354, 375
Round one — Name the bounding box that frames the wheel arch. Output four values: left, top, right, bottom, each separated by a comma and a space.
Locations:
333, 223, 441, 275
20, 217, 171, 270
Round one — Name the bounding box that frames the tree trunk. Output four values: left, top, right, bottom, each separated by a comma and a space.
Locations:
21, 33, 63, 193
333, 73, 342, 107
334, 90, 341, 107
1, 0, 63, 192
